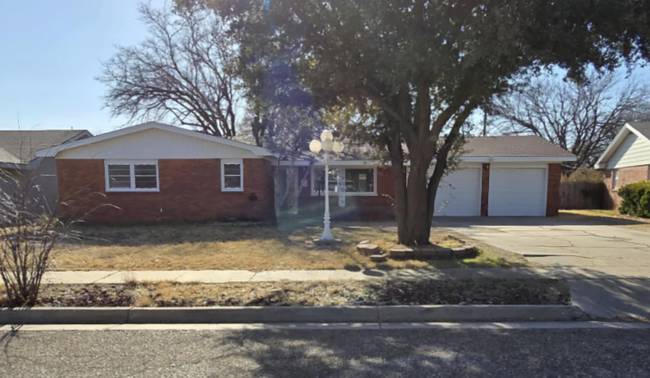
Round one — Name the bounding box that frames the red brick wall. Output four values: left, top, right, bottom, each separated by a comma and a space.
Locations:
546, 163, 561, 216
57, 158, 276, 222
298, 166, 395, 220
481, 164, 490, 216
603, 165, 650, 210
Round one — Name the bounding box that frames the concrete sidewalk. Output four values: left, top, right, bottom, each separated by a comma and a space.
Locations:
42, 267, 650, 285
42, 267, 580, 285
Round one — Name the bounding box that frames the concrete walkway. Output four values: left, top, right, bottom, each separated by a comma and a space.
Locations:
43, 267, 582, 285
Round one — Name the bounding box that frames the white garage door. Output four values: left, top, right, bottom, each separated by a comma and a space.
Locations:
434, 168, 481, 216
488, 168, 546, 216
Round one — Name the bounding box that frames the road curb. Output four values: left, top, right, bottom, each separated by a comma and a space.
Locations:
378, 305, 584, 322
0, 305, 584, 325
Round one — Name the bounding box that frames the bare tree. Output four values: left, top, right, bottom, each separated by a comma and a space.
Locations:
98, 4, 239, 137
487, 72, 650, 168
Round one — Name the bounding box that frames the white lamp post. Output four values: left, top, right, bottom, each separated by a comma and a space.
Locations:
310, 131, 344, 243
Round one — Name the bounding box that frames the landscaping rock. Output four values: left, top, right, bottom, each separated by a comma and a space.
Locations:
388, 246, 412, 257
357, 244, 380, 256
452, 245, 478, 259
370, 254, 387, 262
418, 246, 452, 259
389, 245, 452, 259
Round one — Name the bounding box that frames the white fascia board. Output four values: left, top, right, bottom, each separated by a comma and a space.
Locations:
36, 122, 275, 158
278, 160, 382, 166
460, 156, 577, 163
278, 156, 575, 167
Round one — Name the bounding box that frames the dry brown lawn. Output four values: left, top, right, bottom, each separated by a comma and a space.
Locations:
30, 278, 569, 308
49, 222, 523, 271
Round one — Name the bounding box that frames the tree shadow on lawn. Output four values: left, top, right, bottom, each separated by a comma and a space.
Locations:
210, 327, 647, 377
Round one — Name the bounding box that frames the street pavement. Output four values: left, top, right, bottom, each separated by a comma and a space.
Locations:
1, 327, 650, 377
436, 216, 650, 319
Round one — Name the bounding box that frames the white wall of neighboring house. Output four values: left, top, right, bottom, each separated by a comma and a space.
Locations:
606, 132, 650, 169
57, 128, 261, 160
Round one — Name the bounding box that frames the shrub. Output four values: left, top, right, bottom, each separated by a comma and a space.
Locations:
618, 180, 650, 218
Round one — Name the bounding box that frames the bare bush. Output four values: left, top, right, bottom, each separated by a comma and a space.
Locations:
0, 169, 66, 306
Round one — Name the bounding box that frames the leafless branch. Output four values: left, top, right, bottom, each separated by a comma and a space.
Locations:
98, 4, 240, 137
488, 72, 650, 168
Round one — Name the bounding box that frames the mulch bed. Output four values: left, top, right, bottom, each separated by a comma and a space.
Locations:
7, 278, 571, 308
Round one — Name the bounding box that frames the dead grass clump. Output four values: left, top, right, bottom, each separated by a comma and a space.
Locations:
30, 278, 570, 308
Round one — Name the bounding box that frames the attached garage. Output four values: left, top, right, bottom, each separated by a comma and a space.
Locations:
282, 135, 577, 220
488, 167, 547, 216
434, 167, 481, 216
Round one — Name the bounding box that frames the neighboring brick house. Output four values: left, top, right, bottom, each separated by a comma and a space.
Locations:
0, 129, 92, 215
39, 122, 576, 223
595, 122, 650, 210
38, 122, 276, 222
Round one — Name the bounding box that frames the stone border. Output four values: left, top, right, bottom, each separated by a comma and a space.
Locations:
0, 305, 583, 325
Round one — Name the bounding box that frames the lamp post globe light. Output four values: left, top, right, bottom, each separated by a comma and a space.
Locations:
310, 131, 344, 243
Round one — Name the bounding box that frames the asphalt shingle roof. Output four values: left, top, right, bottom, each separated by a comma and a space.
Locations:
462, 135, 575, 158
0, 130, 90, 164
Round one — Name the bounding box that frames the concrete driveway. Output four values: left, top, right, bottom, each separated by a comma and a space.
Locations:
434, 216, 650, 319
434, 217, 650, 274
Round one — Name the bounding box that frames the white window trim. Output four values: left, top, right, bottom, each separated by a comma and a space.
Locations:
613, 169, 619, 190
221, 159, 244, 192
105, 160, 159, 192
310, 165, 378, 197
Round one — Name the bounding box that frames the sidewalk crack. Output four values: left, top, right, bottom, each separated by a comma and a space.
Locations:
90, 271, 120, 284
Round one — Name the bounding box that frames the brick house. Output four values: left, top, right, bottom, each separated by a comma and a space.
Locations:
296, 135, 575, 219
595, 122, 650, 210
38, 122, 576, 222
38, 122, 277, 222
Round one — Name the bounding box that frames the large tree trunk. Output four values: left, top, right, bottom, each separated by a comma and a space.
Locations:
391, 106, 471, 246
402, 155, 433, 245
387, 128, 408, 243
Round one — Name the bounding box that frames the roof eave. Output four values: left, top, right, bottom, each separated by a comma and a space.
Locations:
36, 122, 275, 158
593, 123, 650, 168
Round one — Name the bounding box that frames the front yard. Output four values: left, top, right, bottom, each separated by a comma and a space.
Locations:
50, 222, 526, 271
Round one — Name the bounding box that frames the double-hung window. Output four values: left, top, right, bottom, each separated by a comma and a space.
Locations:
106, 160, 159, 192
221, 159, 243, 192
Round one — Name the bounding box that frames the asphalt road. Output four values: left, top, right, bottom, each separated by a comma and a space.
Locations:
1, 327, 649, 377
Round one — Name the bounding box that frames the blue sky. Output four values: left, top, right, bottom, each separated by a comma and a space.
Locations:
1, 1, 649, 137
0, 0, 163, 135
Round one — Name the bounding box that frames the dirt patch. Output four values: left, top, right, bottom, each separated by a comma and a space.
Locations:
19, 278, 569, 308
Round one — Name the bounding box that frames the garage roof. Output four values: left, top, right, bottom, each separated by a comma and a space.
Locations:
463, 135, 576, 158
